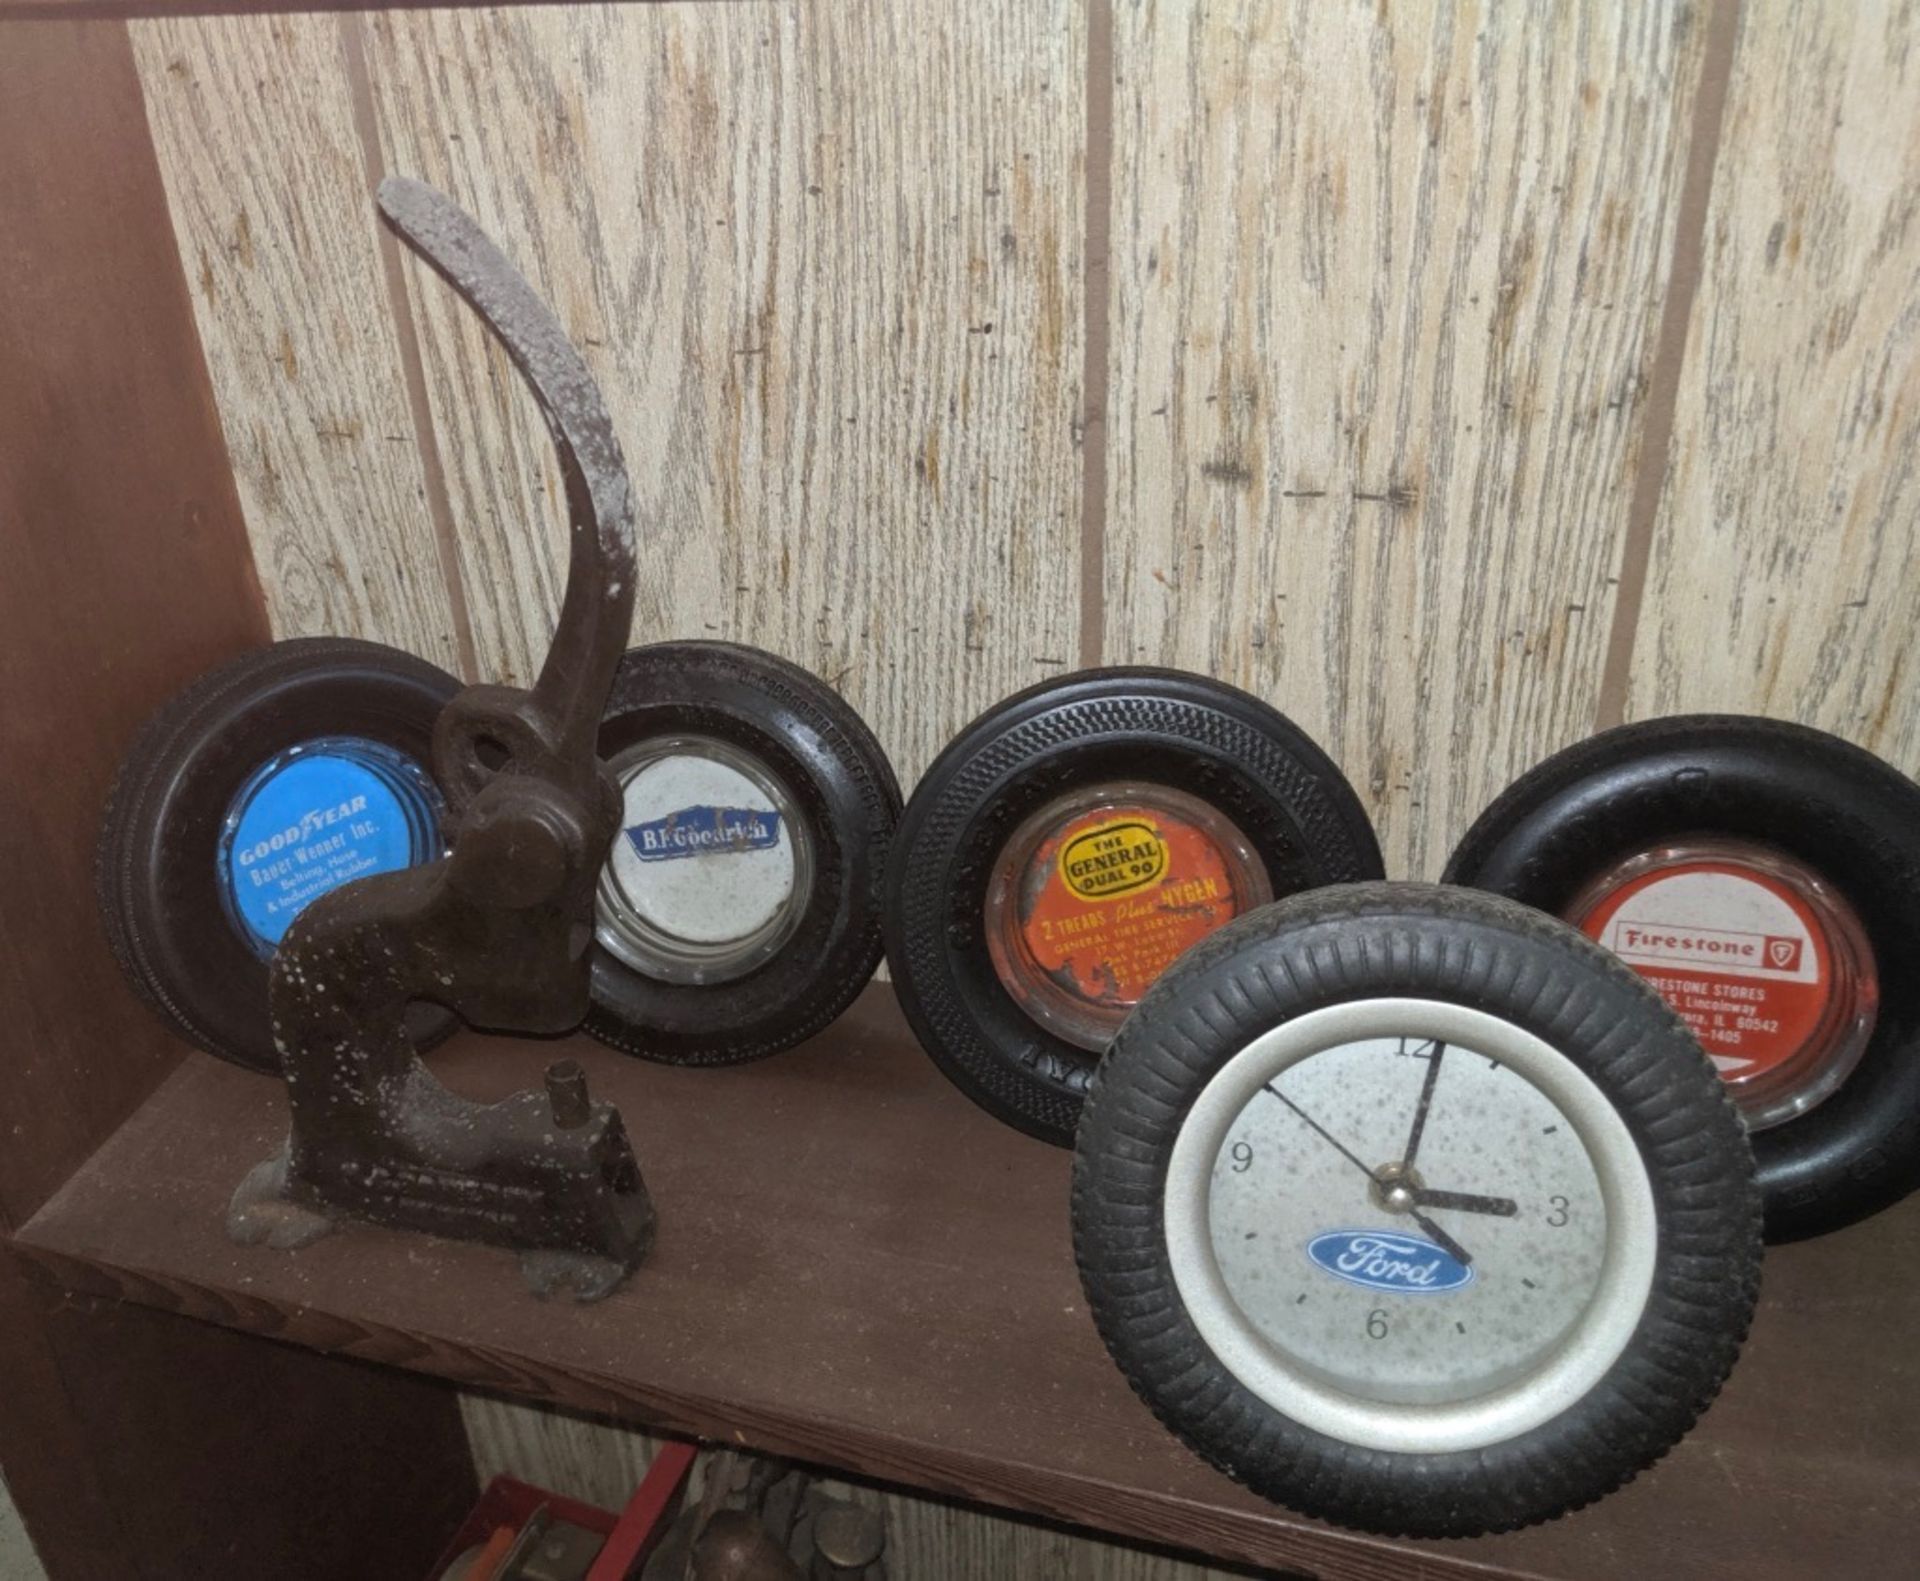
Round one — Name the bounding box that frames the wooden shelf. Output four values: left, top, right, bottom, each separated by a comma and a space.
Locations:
16, 985, 1918, 1580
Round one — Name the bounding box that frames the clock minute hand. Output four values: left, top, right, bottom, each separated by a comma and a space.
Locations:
1411, 1187, 1519, 1217
1399, 1041, 1448, 1169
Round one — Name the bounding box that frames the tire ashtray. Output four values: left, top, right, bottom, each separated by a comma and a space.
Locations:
885, 668, 1383, 1143
1446, 714, 1920, 1240
585, 641, 899, 1066
98, 638, 459, 1072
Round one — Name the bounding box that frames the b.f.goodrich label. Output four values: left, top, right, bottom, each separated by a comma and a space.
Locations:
626, 805, 782, 863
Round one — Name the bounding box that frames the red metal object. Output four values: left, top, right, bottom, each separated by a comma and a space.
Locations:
425, 1441, 695, 1581
586, 1441, 700, 1581
427, 1476, 616, 1579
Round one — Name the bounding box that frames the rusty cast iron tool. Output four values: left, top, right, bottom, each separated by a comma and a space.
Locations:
230, 176, 652, 1301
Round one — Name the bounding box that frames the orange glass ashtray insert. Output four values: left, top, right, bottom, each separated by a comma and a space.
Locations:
985, 785, 1270, 1052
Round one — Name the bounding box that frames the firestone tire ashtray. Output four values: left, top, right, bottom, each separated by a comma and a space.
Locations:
97, 636, 458, 1072
884, 667, 1383, 1144
1072, 883, 1760, 1538
584, 641, 901, 1065
1444, 714, 1920, 1241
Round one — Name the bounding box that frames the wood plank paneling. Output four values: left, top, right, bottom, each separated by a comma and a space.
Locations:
112, 4, 1920, 1574
462, 1395, 700, 1512
465, 1393, 1244, 1578
1105, 0, 1711, 876
1627, 0, 1920, 774
812, 1476, 1251, 1581
131, 13, 466, 672
362, 0, 1086, 784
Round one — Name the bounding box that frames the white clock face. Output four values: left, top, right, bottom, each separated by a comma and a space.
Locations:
1207, 1036, 1605, 1405
1164, 999, 1658, 1455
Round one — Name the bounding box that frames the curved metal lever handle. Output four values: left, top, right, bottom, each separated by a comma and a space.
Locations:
377, 176, 637, 769
254, 179, 654, 1295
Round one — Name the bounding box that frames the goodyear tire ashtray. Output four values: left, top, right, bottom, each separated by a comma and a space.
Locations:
98, 636, 459, 1072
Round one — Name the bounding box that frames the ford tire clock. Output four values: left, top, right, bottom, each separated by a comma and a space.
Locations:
884, 669, 1383, 1144
584, 642, 900, 1065
1072, 884, 1761, 1538
97, 638, 459, 1072
1445, 716, 1920, 1240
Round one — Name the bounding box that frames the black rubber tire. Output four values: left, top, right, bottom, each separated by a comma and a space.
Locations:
1073, 882, 1761, 1538
96, 637, 461, 1074
1443, 714, 1920, 1242
584, 641, 901, 1066
884, 668, 1384, 1145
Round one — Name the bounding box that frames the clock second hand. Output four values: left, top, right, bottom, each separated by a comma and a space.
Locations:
1261, 1082, 1380, 1183
1261, 1079, 1481, 1268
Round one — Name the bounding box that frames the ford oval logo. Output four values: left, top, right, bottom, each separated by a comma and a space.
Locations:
1305, 1230, 1474, 1295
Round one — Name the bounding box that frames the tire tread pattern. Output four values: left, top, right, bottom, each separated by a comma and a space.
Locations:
888, 671, 1383, 1143
1443, 713, 1920, 1240
584, 641, 901, 1066
95, 637, 458, 1070
1072, 882, 1762, 1538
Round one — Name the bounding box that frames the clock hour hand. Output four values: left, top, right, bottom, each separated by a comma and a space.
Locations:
1410, 1210, 1472, 1268
1411, 1188, 1519, 1217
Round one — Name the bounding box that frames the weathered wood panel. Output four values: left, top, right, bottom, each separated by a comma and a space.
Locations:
0, 1471, 45, 1581
363, 0, 1087, 784
1105, 0, 1711, 876
464, 1395, 1244, 1580
1627, 0, 1920, 775
462, 1396, 698, 1511
814, 1477, 1249, 1580
131, 14, 465, 673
